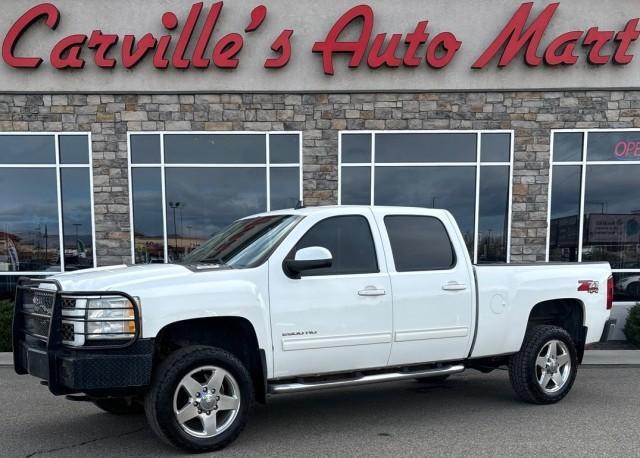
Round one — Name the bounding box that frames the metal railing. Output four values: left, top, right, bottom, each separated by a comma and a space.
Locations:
13, 277, 141, 352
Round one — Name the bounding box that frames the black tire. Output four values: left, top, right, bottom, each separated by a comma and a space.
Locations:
628, 282, 640, 298
415, 375, 450, 384
93, 397, 144, 415
509, 325, 578, 404
145, 346, 254, 453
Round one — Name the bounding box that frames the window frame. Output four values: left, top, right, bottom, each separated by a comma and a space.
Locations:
288, 214, 380, 277
338, 130, 514, 264
0, 132, 97, 275
127, 131, 303, 264
547, 129, 640, 304
383, 214, 457, 272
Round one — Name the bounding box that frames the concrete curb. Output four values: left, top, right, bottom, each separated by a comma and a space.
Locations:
0, 352, 13, 367
1, 350, 639, 368
582, 350, 640, 366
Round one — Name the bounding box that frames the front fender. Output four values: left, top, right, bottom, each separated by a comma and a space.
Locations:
132, 266, 273, 376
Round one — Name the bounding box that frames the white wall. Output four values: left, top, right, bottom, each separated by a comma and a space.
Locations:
0, 0, 639, 93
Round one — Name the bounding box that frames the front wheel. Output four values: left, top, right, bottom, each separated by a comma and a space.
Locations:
145, 346, 253, 452
509, 325, 578, 404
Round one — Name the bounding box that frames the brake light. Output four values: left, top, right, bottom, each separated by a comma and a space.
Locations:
606, 276, 614, 310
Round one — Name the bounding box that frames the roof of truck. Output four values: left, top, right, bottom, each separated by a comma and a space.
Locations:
255, 205, 452, 217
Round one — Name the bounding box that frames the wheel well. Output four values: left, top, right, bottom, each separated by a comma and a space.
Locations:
628, 281, 640, 293
527, 299, 586, 362
154, 317, 267, 403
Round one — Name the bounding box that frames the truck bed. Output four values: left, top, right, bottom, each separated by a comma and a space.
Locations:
470, 262, 612, 359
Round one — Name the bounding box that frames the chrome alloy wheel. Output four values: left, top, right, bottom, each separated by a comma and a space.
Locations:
535, 339, 571, 394
173, 366, 241, 438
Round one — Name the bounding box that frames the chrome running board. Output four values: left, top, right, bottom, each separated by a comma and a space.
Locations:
268, 364, 465, 394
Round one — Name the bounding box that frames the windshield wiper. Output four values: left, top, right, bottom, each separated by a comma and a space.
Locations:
200, 257, 229, 266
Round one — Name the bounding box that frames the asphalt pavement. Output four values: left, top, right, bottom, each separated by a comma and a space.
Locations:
1, 366, 638, 457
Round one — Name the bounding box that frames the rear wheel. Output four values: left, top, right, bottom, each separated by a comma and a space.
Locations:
509, 325, 578, 404
145, 346, 253, 452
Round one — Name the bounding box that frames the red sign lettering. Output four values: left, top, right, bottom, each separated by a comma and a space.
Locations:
87, 31, 119, 68
614, 140, 640, 158
2, 3, 60, 68
583, 28, 615, 65
50, 34, 86, 69
312, 5, 463, 75
0, 2, 638, 73
471, 2, 639, 69
265, 29, 293, 68
614, 19, 640, 65
472, 2, 559, 68
311, 5, 373, 75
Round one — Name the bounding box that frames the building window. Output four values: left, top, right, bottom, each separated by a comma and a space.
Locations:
128, 132, 303, 264
548, 129, 640, 303
339, 131, 513, 263
0, 133, 95, 299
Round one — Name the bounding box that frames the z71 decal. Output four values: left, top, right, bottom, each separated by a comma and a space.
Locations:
578, 280, 599, 294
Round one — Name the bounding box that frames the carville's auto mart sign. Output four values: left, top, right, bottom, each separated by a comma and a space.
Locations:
0, 0, 639, 92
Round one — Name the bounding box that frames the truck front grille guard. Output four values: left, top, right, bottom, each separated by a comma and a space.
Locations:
13, 277, 142, 358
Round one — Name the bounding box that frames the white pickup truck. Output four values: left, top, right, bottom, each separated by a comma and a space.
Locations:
13, 206, 616, 452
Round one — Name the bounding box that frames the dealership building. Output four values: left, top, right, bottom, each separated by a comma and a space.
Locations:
0, 0, 639, 337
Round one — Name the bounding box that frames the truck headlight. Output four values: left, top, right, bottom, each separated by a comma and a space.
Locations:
86, 297, 138, 340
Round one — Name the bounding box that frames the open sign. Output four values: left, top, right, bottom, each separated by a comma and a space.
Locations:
614, 140, 640, 158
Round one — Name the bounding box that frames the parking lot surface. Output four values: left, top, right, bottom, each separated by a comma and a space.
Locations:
0, 367, 638, 457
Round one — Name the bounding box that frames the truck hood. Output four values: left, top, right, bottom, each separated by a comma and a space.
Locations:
48, 264, 197, 291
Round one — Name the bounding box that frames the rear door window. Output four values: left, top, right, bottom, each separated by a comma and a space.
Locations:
384, 215, 456, 271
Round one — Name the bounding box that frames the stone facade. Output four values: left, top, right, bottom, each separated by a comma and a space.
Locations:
1, 91, 638, 266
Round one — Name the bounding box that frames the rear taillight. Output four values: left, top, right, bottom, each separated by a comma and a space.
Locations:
606, 275, 614, 310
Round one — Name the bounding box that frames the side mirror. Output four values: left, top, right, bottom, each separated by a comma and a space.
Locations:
283, 246, 333, 279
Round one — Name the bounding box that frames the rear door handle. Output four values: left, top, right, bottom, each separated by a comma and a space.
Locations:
358, 287, 387, 297
442, 282, 467, 291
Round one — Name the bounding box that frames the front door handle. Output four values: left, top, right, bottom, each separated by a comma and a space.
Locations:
358, 286, 387, 297
442, 282, 467, 291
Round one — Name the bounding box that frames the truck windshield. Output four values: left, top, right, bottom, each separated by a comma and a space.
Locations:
181, 215, 302, 269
